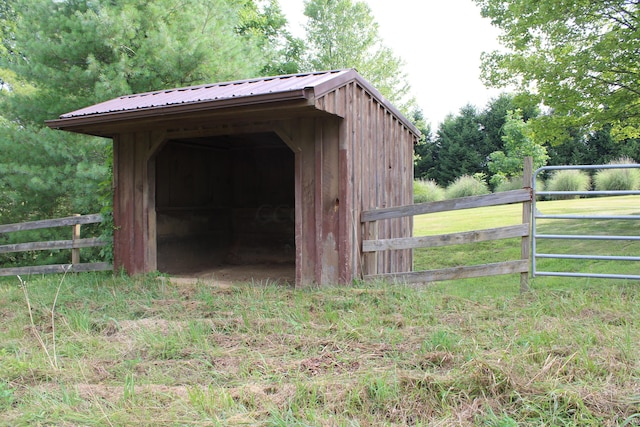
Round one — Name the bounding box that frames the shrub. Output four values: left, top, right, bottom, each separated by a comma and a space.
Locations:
494, 175, 544, 192
594, 157, 640, 191
545, 169, 591, 199
445, 175, 490, 199
413, 179, 445, 203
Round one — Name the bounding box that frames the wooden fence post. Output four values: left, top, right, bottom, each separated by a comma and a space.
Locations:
521, 157, 533, 293
363, 220, 378, 277
72, 214, 81, 265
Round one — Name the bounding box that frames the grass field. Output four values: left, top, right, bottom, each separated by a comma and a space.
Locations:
0, 197, 639, 426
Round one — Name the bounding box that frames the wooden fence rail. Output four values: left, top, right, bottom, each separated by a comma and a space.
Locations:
362, 158, 533, 292
0, 214, 112, 277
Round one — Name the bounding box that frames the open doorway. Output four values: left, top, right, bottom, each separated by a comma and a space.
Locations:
154, 132, 295, 283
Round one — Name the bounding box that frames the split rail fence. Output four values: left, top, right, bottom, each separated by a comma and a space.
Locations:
0, 214, 112, 277
362, 158, 533, 292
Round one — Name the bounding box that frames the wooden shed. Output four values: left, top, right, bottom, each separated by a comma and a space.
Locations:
47, 69, 419, 286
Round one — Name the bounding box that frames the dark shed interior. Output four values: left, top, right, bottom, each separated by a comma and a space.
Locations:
154, 132, 295, 279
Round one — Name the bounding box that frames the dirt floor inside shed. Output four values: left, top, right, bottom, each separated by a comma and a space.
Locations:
164, 263, 295, 287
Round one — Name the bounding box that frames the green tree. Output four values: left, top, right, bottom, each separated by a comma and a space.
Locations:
3, 0, 269, 126
479, 93, 539, 159
488, 109, 548, 187
429, 105, 486, 185
475, 0, 640, 141
546, 126, 640, 167
237, 0, 305, 75
0, 1, 15, 58
0, 0, 288, 266
412, 109, 434, 179
419, 95, 540, 185
302, 0, 413, 111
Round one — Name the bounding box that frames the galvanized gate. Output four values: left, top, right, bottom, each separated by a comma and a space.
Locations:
532, 164, 640, 279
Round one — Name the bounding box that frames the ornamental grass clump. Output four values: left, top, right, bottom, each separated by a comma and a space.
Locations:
413, 179, 445, 203
445, 175, 490, 199
494, 175, 545, 193
594, 157, 640, 191
546, 170, 591, 199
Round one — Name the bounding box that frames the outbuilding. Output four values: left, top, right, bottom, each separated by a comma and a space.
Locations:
47, 69, 419, 286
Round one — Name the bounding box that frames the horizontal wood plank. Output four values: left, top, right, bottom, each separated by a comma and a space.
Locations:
0, 237, 109, 254
0, 214, 103, 234
361, 189, 532, 222
0, 262, 112, 277
362, 224, 529, 252
366, 260, 529, 284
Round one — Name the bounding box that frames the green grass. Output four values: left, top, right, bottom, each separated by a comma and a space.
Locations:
414, 195, 640, 288
0, 196, 639, 425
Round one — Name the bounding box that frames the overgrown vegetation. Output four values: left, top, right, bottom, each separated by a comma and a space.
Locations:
413, 179, 445, 203
445, 175, 491, 199
594, 158, 640, 192
545, 169, 591, 199
2, 196, 638, 426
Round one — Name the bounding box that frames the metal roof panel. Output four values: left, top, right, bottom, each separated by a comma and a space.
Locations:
49, 69, 419, 137
60, 70, 353, 118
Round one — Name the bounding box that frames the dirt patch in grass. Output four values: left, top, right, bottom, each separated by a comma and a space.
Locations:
75, 383, 191, 402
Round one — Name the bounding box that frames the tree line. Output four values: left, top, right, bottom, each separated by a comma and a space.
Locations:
414, 94, 640, 189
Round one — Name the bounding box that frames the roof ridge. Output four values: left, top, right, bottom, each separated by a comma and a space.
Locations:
119, 69, 353, 100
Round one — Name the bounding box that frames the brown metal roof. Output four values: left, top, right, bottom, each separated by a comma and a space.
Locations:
59, 69, 353, 119
47, 69, 418, 135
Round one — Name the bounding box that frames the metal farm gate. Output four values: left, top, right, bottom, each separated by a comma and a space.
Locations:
532, 164, 640, 280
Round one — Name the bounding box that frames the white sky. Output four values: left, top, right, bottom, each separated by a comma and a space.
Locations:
277, 0, 505, 129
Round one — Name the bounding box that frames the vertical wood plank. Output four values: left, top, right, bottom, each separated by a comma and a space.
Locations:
146, 147, 157, 272
112, 137, 121, 272
297, 118, 317, 286
362, 91, 378, 277
133, 132, 146, 273
294, 146, 303, 286
382, 109, 392, 274
318, 118, 340, 284
405, 130, 415, 272
358, 87, 368, 278
390, 116, 399, 272
337, 85, 353, 283
345, 84, 364, 278
116, 133, 135, 274
314, 119, 324, 284
71, 214, 81, 265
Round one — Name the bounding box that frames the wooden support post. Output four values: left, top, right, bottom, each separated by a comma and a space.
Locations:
72, 214, 81, 265
521, 157, 533, 293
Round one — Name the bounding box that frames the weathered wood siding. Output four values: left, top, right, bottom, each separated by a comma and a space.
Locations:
292, 117, 343, 286
317, 82, 415, 279
111, 84, 415, 283
112, 131, 160, 274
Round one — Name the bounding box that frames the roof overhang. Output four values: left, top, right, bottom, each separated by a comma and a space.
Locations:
46, 69, 420, 138
46, 89, 319, 138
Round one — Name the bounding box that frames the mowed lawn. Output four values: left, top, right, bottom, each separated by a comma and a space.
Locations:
0, 196, 639, 426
